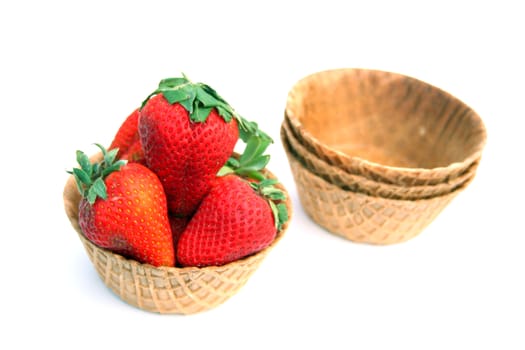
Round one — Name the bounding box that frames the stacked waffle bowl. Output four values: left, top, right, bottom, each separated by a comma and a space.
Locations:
282, 68, 487, 244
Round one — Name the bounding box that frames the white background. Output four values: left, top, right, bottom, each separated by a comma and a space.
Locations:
1, 1, 524, 349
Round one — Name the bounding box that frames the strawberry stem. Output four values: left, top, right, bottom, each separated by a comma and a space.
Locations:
218, 136, 288, 230
141, 74, 287, 228
218, 135, 271, 181
141, 73, 273, 144
67, 144, 127, 205
249, 179, 289, 231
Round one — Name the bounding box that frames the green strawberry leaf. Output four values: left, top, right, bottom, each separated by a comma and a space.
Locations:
238, 155, 270, 173
86, 188, 97, 205
225, 157, 240, 168
142, 73, 273, 145
158, 77, 190, 89
141, 75, 289, 229
71, 173, 86, 197
240, 135, 271, 164
261, 186, 286, 200
216, 133, 289, 230
269, 200, 280, 231
237, 118, 273, 144
92, 163, 101, 177
101, 161, 127, 178
241, 170, 266, 181
76, 150, 92, 175
195, 86, 235, 122
201, 83, 229, 105
75, 180, 86, 198
163, 87, 196, 110
68, 144, 127, 205
195, 86, 219, 107
268, 199, 289, 231
89, 178, 107, 204
216, 105, 233, 122
277, 203, 289, 230
104, 147, 119, 166
245, 171, 289, 230
73, 168, 91, 187
192, 103, 213, 123
259, 178, 279, 187
218, 135, 271, 179
226, 135, 288, 230
236, 118, 256, 143
217, 166, 235, 177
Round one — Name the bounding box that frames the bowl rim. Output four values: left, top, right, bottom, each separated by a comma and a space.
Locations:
285, 67, 487, 176
284, 146, 465, 245
281, 120, 478, 200
282, 126, 475, 204
63, 153, 292, 273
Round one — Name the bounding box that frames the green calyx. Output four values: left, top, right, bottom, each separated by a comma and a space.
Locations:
218, 135, 271, 181
251, 178, 289, 232
141, 73, 272, 144
218, 136, 289, 231
141, 73, 286, 228
67, 144, 127, 205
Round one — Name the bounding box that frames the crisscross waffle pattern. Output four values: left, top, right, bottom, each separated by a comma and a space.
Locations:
76, 232, 273, 314
283, 136, 465, 245
285, 68, 486, 186
63, 157, 291, 314
282, 120, 477, 200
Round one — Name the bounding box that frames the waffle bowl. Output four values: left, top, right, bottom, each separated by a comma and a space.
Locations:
63, 155, 292, 314
282, 119, 479, 200
282, 133, 470, 244
285, 68, 487, 186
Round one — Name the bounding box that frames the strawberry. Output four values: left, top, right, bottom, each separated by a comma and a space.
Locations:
138, 75, 271, 217
109, 108, 145, 164
119, 138, 145, 164
177, 137, 288, 267
140, 96, 238, 217
169, 215, 189, 253
69, 144, 175, 267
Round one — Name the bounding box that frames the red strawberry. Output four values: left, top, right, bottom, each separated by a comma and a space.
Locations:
169, 215, 189, 254
138, 75, 272, 217
70, 144, 175, 267
177, 175, 287, 267
140, 96, 238, 216
177, 137, 288, 267
109, 108, 145, 164
119, 138, 145, 164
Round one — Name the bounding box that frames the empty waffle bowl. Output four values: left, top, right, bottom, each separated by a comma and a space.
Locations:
285, 68, 487, 186
282, 135, 470, 244
63, 154, 292, 314
282, 119, 478, 200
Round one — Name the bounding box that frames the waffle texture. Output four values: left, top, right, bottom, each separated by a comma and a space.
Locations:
285, 68, 487, 186
63, 159, 292, 314
282, 119, 478, 200
282, 138, 466, 245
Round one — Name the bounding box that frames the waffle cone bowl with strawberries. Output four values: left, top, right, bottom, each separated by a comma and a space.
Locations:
63, 161, 291, 315
63, 75, 291, 314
